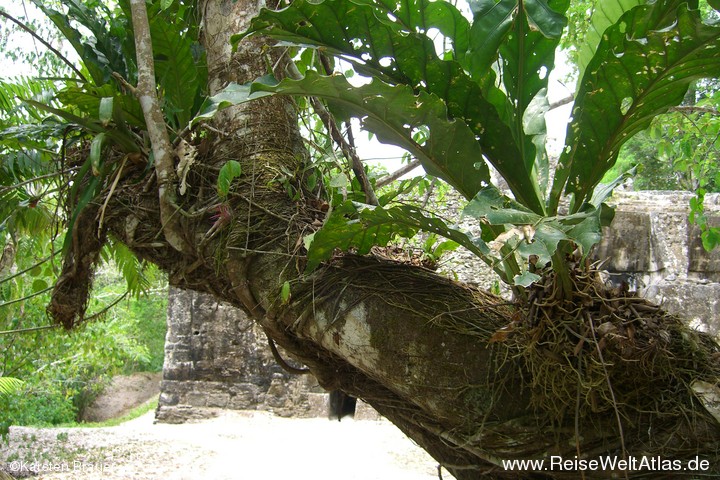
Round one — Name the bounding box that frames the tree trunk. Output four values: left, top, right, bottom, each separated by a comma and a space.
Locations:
54, 0, 720, 478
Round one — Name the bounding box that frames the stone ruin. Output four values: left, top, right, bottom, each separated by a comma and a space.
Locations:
156, 288, 327, 423
156, 191, 720, 423
595, 191, 720, 336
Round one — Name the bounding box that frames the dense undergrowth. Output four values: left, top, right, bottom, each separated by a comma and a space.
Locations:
0, 250, 167, 433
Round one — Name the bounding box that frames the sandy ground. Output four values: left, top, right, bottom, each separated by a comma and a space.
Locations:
1, 408, 445, 480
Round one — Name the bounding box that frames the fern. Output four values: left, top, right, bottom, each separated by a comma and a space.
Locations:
106, 241, 152, 297
0, 377, 24, 396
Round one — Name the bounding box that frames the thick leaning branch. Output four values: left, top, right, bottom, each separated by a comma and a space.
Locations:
128, 0, 191, 255
87, 1, 720, 478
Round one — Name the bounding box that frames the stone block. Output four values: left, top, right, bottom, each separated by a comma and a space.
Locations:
644, 281, 720, 337
206, 392, 231, 408
594, 211, 662, 273
185, 391, 209, 407
688, 215, 720, 281
155, 405, 218, 424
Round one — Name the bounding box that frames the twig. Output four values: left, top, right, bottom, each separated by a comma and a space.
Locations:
548, 94, 574, 111
98, 156, 128, 235
286, 61, 379, 205
0, 168, 77, 196
34, 353, 82, 375
669, 105, 720, 116
376, 159, 422, 188
421, 178, 437, 209
0, 324, 59, 336
127, 0, 191, 254
111, 72, 136, 95
0, 10, 86, 82
0, 286, 54, 309
0, 255, 53, 286
83, 291, 129, 322
586, 311, 628, 476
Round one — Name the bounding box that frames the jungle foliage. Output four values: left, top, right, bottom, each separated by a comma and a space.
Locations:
205, 0, 720, 291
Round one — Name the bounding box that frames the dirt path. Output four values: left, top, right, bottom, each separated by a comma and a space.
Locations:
1, 408, 444, 480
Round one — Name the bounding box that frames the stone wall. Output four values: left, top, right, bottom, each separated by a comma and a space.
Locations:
595, 191, 720, 336
157, 190, 720, 422
155, 287, 326, 423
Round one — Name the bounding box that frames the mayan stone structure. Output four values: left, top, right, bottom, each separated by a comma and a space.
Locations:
155, 287, 325, 422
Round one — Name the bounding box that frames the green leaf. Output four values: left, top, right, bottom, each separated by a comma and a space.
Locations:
576, 0, 644, 83
89, 133, 107, 176
195, 72, 489, 200
306, 172, 318, 191
524, 89, 551, 196
468, 0, 517, 79
62, 160, 103, 255
23, 99, 139, 153
160, 0, 175, 11
552, 2, 720, 213
590, 166, 636, 207
0, 124, 67, 152
433, 240, 459, 258
523, 222, 567, 265
464, 186, 542, 226
565, 209, 603, 256
280, 281, 291, 304
329, 174, 349, 188
306, 202, 496, 276
513, 271, 541, 287
108, 240, 151, 296
149, 13, 205, 129
32, 0, 133, 84
467, 0, 567, 185
193, 83, 252, 125
525, 0, 568, 38
353, 0, 470, 63
31, 279, 49, 293
701, 228, 720, 251
56, 84, 145, 128
500, 0, 568, 175
217, 160, 242, 198
99, 97, 114, 126
236, 0, 544, 212
465, 186, 610, 266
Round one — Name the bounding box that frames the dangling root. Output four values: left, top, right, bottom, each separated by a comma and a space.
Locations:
48, 204, 105, 329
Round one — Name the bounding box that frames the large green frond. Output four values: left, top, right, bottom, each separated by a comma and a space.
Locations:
0, 377, 24, 396
305, 201, 496, 275
575, 0, 645, 84
235, 0, 544, 211
552, 1, 720, 212
149, 11, 207, 130
195, 72, 489, 199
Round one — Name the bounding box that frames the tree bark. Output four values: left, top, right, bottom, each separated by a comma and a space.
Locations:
62, 0, 720, 478
128, 0, 191, 255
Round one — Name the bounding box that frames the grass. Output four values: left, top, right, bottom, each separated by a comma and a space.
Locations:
58, 397, 159, 429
